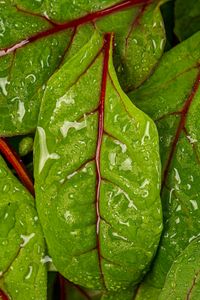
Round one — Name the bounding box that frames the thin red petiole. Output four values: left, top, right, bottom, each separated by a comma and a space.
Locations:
0, 289, 10, 300
0, 138, 35, 196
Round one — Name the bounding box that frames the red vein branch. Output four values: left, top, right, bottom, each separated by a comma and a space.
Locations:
125, 3, 148, 51
162, 69, 200, 191
0, 0, 150, 57
186, 270, 200, 300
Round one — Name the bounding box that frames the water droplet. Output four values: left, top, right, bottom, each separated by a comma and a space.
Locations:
67, 171, 77, 179
0, 76, 10, 96
2, 184, 10, 192
141, 121, 150, 145
176, 204, 181, 212
17, 100, 25, 123
114, 140, 127, 153
152, 39, 157, 51
20, 233, 35, 247
190, 199, 198, 210
153, 22, 157, 28
174, 168, 181, 188
109, 152, 116, 170
41, 255, 52, 264
0, 18, 5, 37
25, 74, 36, 84
37, 126, 60, 173
60, 118, 87, 138
119, 157, 132, 171
112, 232, 128, 241
25, 266, 33, 280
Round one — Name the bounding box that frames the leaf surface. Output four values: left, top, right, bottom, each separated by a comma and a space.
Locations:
0, 155, 46, 300
129, 32, 200, 299
0, 0, 165, 136
34, 32, 162, 292
159, 238, 200, 300
174, 0, 200, 41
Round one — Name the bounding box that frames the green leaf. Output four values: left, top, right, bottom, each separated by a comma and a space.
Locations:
129, 32, 200, 299
0, 155, 47, 300
101, 288, 135, 300
0, 0, 165, 136
34, 31, 162, 292
96, 0, 166, 91
174, 0, 200, 41
159, 238, 200, 300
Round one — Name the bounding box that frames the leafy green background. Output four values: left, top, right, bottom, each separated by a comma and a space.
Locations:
0, 0, 200, 299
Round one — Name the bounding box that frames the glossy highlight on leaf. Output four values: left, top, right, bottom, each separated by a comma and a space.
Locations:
34, 31, 162, 292
130, 32, 200, 299
0, 0, 165, 136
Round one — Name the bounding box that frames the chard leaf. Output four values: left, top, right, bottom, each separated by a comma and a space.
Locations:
129, 32, 200, 299
159, 238, 200, 300
34, 32, 162, 292
101, 289, 135, 299
174, 0, 200, 41
0, 155, 46, 300
0, 0, 165, 136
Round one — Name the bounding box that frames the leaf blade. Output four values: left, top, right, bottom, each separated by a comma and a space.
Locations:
0, 155, 47, 300
130, 32, 200, 299
34, 31, 162, 292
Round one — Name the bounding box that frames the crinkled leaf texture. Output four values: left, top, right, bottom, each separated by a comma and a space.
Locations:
159, 238, 200, 300
129, 32, 200, 299
34, 31, 162, 292
174, 0, 200, 41
0, 155, 46, 300
0, 0, 165, 136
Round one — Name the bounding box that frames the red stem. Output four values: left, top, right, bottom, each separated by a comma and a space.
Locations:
0, 289, 9, 300
0, 138, 35, 196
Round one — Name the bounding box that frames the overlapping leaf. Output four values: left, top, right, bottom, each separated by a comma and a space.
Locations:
174, 0, 200, 41
159, 238, 200, 300
0, 155, 46, 300
34, 31, 162, 292
129, 32, 200, 299
0, 0, 165, 136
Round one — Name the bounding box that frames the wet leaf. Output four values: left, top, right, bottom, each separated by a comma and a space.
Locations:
101, 288, 135, 299
0, 155, 46, 300
129, 32, 200, 299
0, 0, 165, 136
159, 238, 200, 300
34, 32, 162, 292
174, 0, 200, 41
